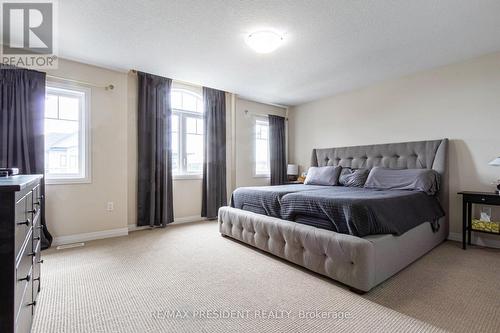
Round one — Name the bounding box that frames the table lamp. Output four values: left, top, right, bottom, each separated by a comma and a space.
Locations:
287, 164, 298, 181
488, 157, 500, 194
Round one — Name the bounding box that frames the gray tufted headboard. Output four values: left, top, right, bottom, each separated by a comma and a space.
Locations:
310, 139, 449, 221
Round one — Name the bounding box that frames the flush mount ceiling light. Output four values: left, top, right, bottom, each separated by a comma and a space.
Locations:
245, 30, 284, 54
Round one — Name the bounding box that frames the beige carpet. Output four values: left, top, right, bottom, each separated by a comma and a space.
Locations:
32, 221, 499, 333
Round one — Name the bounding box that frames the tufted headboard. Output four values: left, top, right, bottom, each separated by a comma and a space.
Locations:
310, 139, 449, 221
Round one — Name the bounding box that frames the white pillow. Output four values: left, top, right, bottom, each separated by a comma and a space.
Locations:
304, 166, 342, 186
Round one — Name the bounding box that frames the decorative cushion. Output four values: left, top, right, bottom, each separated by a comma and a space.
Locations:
304, 166, 342, 186
364, 167, 439, 195
339, 168, 369, 187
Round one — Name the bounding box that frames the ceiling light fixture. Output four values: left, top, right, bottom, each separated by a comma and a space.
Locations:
245, 30, 284, 54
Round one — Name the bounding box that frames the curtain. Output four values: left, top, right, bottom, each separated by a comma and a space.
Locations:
0, 65, 53, 249
201, 87, 227, 219
269, 115, 287, 185
137, 72, 174, 227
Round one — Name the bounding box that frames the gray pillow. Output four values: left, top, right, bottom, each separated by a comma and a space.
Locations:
364, 167, 439, 195
304, 166, 342, 186
339, 168, 369, 187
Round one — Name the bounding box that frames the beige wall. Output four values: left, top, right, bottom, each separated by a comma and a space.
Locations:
289, 52, 500, 243
46, 59, 129, 237
234, 98, 287, 187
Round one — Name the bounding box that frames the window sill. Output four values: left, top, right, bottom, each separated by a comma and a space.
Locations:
253, 174, 270, 178
46, 177, 92, 185
173, 174, 203, 180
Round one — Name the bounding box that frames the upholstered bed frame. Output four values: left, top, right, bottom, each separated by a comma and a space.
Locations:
219, 139, 448, 292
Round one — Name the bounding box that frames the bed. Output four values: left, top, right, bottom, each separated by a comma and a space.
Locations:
219, 139, 448, 292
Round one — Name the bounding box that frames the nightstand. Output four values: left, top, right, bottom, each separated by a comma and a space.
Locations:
458, 191, 500, 250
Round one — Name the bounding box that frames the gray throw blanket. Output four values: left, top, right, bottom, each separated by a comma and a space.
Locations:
280, 187, 445, 237
231, 184, 326, 217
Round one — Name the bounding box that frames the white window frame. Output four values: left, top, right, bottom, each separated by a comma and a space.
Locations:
45, 81, 91, 185
171, 88, 204, 180
253, 116, 270, 178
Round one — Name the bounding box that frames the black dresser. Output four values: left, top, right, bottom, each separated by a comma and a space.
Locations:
0, 175, 44, 333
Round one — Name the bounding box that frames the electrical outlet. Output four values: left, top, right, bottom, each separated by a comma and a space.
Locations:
107, 202, 114, 211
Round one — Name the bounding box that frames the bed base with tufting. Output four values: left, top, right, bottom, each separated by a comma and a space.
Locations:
218, 139, 448, 292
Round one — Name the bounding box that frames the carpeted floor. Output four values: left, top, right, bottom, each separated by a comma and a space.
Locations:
32, 221, 500, 333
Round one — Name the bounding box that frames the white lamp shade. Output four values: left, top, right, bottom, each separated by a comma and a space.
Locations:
287, 164, 298, 175
489, 157, 500, 166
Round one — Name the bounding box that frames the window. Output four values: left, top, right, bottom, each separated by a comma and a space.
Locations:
171, 87, 204, 177
45, 83, 90, 184
254, 118, 270, 176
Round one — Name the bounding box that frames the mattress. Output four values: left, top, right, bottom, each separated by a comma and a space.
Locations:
280, 187, 445, 237
230, 184, 326, 218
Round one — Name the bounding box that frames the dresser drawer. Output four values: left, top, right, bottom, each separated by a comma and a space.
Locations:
32, 210, 41, 241
33, 240, 42, 301
15, 235, 33, 321
15, 278, 33, 333
32, 184, 42, 209
14, 192, 32, 260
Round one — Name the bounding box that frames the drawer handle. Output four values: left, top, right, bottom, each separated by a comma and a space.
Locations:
28, 208, 38, 214
18, 274, 31, 282
34, 201, 41, 206
38, 259, 44, 264
33, 277, 40, 282
37, 195, 44, 201
28, 252, 36, 257
34, 236, 41, 241
481, 198, 486, 201
17, 219, 30, 226
27, 301, 37, 307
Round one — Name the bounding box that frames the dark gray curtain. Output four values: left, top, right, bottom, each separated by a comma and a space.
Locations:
269, 115, 287, 185
137, 72, 174, 227
201, 87, 226, 219
0, 65, 53, 249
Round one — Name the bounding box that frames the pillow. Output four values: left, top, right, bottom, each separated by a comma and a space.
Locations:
364, 167, 439, 195
304, 166, 342, 186
338, 168, 369, 187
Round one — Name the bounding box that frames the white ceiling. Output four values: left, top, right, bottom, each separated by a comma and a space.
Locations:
58, 0, 500, 106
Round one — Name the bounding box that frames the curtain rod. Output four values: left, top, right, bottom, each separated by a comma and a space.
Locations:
129, 69, 200, 88
46, 74, 115, 90
244, 110, 288, 121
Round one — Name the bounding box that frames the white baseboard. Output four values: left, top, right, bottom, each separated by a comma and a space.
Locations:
51, 215, 210, 246
127, 224, 150, 232
128, 216, 208, 232
172, 215, 207, 225
448, 232, 500, 249
52, 227, 129, 246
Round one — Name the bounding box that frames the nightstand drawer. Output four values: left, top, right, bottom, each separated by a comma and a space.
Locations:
462, 194, 500, 205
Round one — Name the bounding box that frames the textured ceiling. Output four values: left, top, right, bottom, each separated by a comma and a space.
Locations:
58, 0, 500, 106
